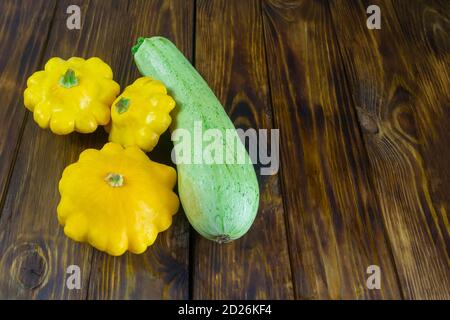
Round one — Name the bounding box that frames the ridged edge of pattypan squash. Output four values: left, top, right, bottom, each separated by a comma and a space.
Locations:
57, 142, 179, 256
24, 57, 120, 135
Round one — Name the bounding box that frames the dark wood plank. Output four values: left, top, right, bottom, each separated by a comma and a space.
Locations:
86, 0, 194, 300
329, 0, 449, 299
391, 0, 450, 266
0, 0, 64, 299
0, 0, 56, 224
192, 0, 294, 299
261, 0, 402, 299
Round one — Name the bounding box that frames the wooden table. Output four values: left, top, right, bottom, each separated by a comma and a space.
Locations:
0, 0, 448, 300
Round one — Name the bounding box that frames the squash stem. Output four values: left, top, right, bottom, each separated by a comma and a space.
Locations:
105, 173, 124, 187
131, 37, 145, 55
115, 97, 130, 114
59, 69, 78, 88
215, 234, 231, 244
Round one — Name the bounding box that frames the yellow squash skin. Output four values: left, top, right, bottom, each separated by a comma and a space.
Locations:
108, 77, 175, 151
57, 142, 179, 256
24, 57, 120, 135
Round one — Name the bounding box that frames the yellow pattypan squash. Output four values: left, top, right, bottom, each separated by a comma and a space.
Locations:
24, 57, 120, 135
108, 77, 175, 151
57, 142, 179, 256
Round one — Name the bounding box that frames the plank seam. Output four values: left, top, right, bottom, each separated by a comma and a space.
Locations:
188, 0, 198, 301
260, 0, 297, 300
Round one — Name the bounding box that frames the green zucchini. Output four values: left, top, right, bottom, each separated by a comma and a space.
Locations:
132, 36, 259, 242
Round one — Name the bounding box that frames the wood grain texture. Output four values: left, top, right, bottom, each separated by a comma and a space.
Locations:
0, 0, 448, 300
192, 0, 294, 299
391, 0, 450, 266
86, 0, 194, 300
328, 0, 449, 299
0, 0, 56, 220
261, 0, 402, 299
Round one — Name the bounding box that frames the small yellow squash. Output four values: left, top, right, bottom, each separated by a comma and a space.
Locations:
24, 57, 120, 134
57, 142, 179, 256
108, 77, 175, 152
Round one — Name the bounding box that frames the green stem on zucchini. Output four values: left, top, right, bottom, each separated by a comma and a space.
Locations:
59, 69, 78, 88
131, 37, 145, 55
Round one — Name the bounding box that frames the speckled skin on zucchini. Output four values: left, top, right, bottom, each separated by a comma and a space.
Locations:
132, 36, 259, 242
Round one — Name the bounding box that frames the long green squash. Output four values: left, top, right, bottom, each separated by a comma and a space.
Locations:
132, 36, 259, 242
